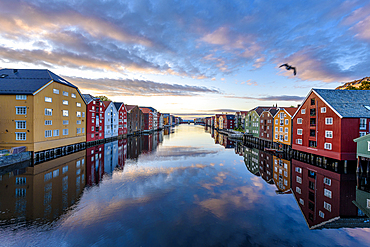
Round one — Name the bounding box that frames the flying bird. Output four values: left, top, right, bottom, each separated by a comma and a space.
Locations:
279, 63, 297, 76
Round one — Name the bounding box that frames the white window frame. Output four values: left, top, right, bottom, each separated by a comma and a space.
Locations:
45, 97, 52, 103
45, 120, 52, 125
321, 107, 326, 113
15, 132, 26, 140
15, 121, 26, 129
325, 131, 333, 138
53, 89, 59, 94
285, 119, 289, 125
297, 118, 302, 124
76, 102, 81, 107
77, 120, 81, 125
324, 177, 331, 186
45, 108, 52, 116
53, 129, 59, 136
63, 100, 69, 105
76, 111, 81, 117
324, 188, 332, 198
16, 106, 27, 115
296, 187, 301, 194
325, 117, 333, 125
63, 129, 69, 135
63, 91, 69, 96
324, 142, 332, 150
296, 176, 302, 184
63, 110, 69, 117
16, 95, 27, 100
45, 130, 52, 138
71, 93, 76, 98
324, 201, 332, 212
63, 120, 69, 125
301, 109, 305, 114
297, 129, 302, 135
297, 139, 302, 144
295, 167, 302, 173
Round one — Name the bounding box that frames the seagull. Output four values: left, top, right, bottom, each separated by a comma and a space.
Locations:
279, 63, 297, 76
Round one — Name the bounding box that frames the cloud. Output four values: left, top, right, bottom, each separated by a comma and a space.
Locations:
225, 95, 304, 102
65, 76, 221, 97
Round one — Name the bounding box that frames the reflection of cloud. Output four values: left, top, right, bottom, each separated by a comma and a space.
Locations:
66, 76, 220, 97
155, 146, 220, 158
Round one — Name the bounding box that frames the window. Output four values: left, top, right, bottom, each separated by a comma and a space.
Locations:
324, 201, 331, 212
63, 129, 69, 135
275, 127, 278, 132
297, 118, 302, 124
311, 98, 315, 105
280, 127, 283, 132
45, 130, 52, 137
310, 108, 316, 116
77, 128, 81, 134
360, 132, 367, 137
45, 97, 52, 102
285, 127, 288, 133
324, 188, 332, 198
15, 121, 26, 129
319, 210, 325, 218
324, 143, 332, 150
360, 118, 367, 130
321, 107, 326, 113
63, 91, 69, 96
310, 129, 316, 137
53, 89, 59, 94
82, 128, 85, 133
53, 129, 59, 136
63, 120, 69, 125
45, 120, 52, 125
296, 187, 301, 194
71, 93, 76, 98
297, 139, 302, 144
63, 110, 68, 117
284, 135, 288, 141
76, 111, 81, 117
76, 102, 81, 107
325, 117, 333, 125
16, 95, 27, 100
297, 129, 302, 135
324, 177, 331, 186
309, 181, 315, 190
285, 119, 289, 125
91, 126, 94, 131
325, 131, 333, 138
62, 165, 68, 174
82, 112, 85, 117
63, 100, 68, 105
45, 108, 52, 116
77, 120, 81, 125
295, 167, 302, 173
275, 119, 278, 124
299, 198, 304, 205
16, 106, 27, 115
296, 176, 302, 184
15, 132, 26, 140
275, 134, 278, 139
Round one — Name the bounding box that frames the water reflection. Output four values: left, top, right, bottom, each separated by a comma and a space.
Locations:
0, 151, 86, 224
0, 130, 165, 226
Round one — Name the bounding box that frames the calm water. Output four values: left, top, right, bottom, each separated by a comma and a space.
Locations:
0, 125, 370, 247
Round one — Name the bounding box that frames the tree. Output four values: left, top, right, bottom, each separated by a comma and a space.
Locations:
95, 95, 111, 101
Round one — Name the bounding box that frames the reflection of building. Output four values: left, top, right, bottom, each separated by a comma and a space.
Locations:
86, 144, 104, 186
291, 159, 363, 229
118, 139, 127, 169
0, 151, 86, 222
353, 134, 370, 217
142, 134, 153, 153
104, 140, 118, 174
244, 147, 260, 176
127, 135, 142, 160
259, 151, 274, 184
273, 156, 291, 194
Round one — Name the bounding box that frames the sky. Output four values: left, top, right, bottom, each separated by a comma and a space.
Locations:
0, 0, 369, 119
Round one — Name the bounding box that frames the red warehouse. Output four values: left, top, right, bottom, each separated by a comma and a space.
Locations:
114, 102, 128, 137
82, 94, 104, 143
292, 89, 370, 161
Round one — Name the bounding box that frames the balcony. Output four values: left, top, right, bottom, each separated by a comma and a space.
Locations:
310, 118, 316, 127
310, 108, 316, 117
310, 129, 315, 137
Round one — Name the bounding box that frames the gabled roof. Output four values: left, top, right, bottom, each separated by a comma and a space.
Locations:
82, 94, 95, 104
0, 69, 78, 95
276, 107, 298, 118
114, 102, 125, 111
226, 114, 235, 120
251, 106, 277, 116
139, 106, 157, 112
102, 101, 112, 109
293, 89, 370, 119
126, 105, 137, 112
139, 107, 152, 114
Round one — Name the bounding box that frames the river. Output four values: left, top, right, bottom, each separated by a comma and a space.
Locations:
0, 124, 369, 246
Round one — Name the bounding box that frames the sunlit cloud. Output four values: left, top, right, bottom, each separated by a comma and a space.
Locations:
65, 76, 221, 97
224, 95, 304, 102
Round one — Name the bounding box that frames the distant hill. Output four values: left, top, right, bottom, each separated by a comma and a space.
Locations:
336, 77, 370, 90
